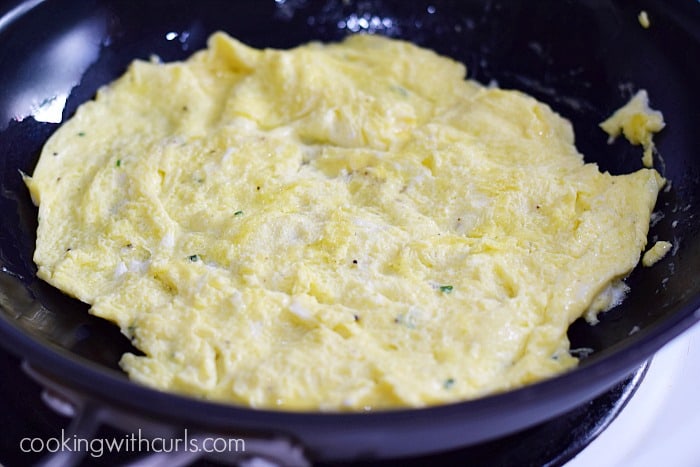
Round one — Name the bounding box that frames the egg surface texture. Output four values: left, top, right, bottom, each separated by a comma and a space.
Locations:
26, 33, 664, 410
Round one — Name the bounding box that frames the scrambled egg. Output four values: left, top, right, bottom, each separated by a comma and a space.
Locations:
638, 11, 651, 29
25, 33, 665, 410
643, 240, 673, 267
600, 89, 665, 168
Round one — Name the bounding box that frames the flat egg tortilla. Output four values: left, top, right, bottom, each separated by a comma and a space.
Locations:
25, 32, 664, 410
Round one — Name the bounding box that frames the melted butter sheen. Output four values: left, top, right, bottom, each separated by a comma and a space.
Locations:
26, 33, 664, 411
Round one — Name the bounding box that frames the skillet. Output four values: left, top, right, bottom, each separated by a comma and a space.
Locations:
0, 0, 699, 463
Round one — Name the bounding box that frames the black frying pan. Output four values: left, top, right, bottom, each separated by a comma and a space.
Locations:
1, 0, 699, 463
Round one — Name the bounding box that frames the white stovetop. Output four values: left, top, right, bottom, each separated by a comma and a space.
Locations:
568, 321, 700, 467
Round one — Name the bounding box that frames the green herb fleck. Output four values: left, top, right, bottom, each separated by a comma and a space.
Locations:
116, 159, 122, 167
234, 210, 244, 217
439, 285, 454, 294
391, 85, 409, 97
443, 378, 455, 389
188, 254, 200, 262
77, 131, 86, 137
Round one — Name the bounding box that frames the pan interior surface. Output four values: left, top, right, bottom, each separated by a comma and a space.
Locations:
0, 0, 699, 461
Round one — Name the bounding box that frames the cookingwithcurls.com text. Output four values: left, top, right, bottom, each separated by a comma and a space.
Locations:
19, 428, 245, 458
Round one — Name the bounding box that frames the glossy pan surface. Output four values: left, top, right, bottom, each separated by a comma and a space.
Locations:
0, 0, 699, 461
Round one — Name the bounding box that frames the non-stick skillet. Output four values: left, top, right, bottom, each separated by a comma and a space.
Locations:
1, 0, 699, 464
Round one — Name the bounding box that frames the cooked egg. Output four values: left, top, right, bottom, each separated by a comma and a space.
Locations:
638, 11, 651, 29
25, 32, 664, 410
643, 240, 673, 267
600, 89, 665, 168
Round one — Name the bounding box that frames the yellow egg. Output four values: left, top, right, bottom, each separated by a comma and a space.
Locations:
599, 89, 665, 167
643, 240, 673, 267
26, 32, 664, 411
